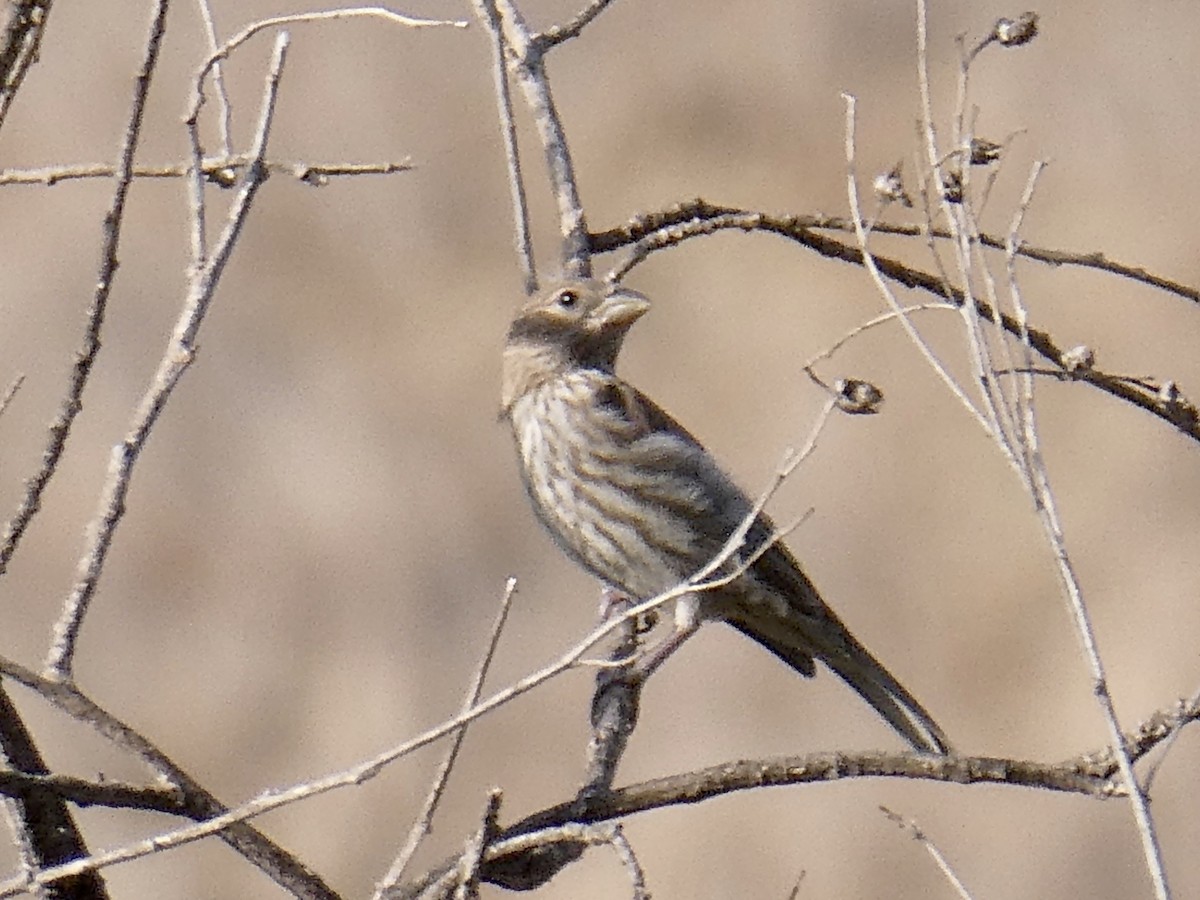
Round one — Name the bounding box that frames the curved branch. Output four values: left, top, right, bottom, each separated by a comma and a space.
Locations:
0, 657, 339, 900
593, 198, 1199, 304
591, 200, 1200, 444
396, 678, 1200, 897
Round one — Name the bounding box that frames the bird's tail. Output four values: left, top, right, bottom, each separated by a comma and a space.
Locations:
729, 609, 951, 755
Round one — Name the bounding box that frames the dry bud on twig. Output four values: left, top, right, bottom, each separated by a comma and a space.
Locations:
1061, 345, 1095, 376
968, 137, 1004, 166
995, 12, 1040, 47
834, 379, 885, 415
939, 169, 963, 204
873, 162, 913, 207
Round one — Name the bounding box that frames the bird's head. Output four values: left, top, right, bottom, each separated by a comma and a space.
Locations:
502, 278, 650, 411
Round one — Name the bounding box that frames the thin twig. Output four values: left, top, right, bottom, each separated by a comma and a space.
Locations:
606, 825, 648, 900
0, 684, 108, 899
0, 375, 23, 420
688, 400, 835, 591
193, 0, 232, 156
1141, 685, 1200, 793
915, 5, 1016, 470
841, 93, 994, 441
880, 806, 973, 900
490, 0, 590, 275
472, 0, 536, 292
45, 32, 291, 681
0, 769, 181, 813
0, 0, 169, 578
0, 157, 413, 186
375, 579, 519, 897
453, 790, 502, 900
202, 7, 466, 72
1004, 164, 1172, 900
802, 303, 956, 370
0, 0, 54, 133
531, 0, 621, 51
962, 194, 1029, 482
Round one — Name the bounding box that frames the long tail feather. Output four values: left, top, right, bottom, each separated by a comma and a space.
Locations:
728, 616, 951, 755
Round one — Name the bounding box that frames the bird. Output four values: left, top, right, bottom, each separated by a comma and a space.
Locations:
500, 277, 950, 754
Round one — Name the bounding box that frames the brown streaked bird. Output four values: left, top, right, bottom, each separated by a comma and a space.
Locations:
501, 278, 949, 754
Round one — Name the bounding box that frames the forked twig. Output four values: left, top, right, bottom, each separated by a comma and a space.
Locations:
375, 579, 519, 896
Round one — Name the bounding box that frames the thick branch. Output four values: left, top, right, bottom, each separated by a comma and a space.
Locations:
0, 657, 340, 899
397, 692, 1200, 895
0, 685, 107, 900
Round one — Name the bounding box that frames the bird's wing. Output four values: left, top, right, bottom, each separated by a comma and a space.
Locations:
595, 375, 950, 753
596, 376, 826, 609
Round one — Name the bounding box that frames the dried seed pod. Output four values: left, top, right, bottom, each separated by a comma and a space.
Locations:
873, 162, 913, 207
939, 169, 964, 204
834, 378, 885, 415
1061, 345, 1095, 375
995, 12, 1039, 47
969, 138, 1004, 165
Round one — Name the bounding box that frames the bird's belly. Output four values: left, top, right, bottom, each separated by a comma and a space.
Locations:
512, 397, 697, 600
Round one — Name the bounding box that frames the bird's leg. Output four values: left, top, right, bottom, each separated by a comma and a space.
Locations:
629, 592, 702, 681
595, 584, 627, 622
596, 584, 658, 635
590, 587, 642, 709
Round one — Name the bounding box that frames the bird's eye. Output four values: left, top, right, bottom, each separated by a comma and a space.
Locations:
556, 290, 579, 309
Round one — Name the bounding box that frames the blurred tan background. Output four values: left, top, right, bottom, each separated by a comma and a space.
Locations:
2, 1, 1199, 897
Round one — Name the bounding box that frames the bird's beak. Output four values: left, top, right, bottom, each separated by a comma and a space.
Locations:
594, 287, 651, 329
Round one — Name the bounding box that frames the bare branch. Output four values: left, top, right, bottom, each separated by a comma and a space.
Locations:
401, 696, 1200, 898
453, 790, 502, 900
201, 6, 466, 72
607, 824, 648, 900
0, 157, 414, 186
802, 304, 957, 371
1003, 162, 1171, 900
0, 684, 108, 900
581, 590, 644, 797
881, 807, 974, 900
45, 30, 289, 680
593, 200, 1200, 444
0, 654, 340, 899
591, 204, 1200, 304
531, 0, 621, 51
0, 376, 23, 420
0, 0, 54, 133
842, 92, 997, 445
375, 579, 519, 896
0, 0, 169, 578
193, 0, 233, 156
471, 0, 536, 292
487, 0, 590, 276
